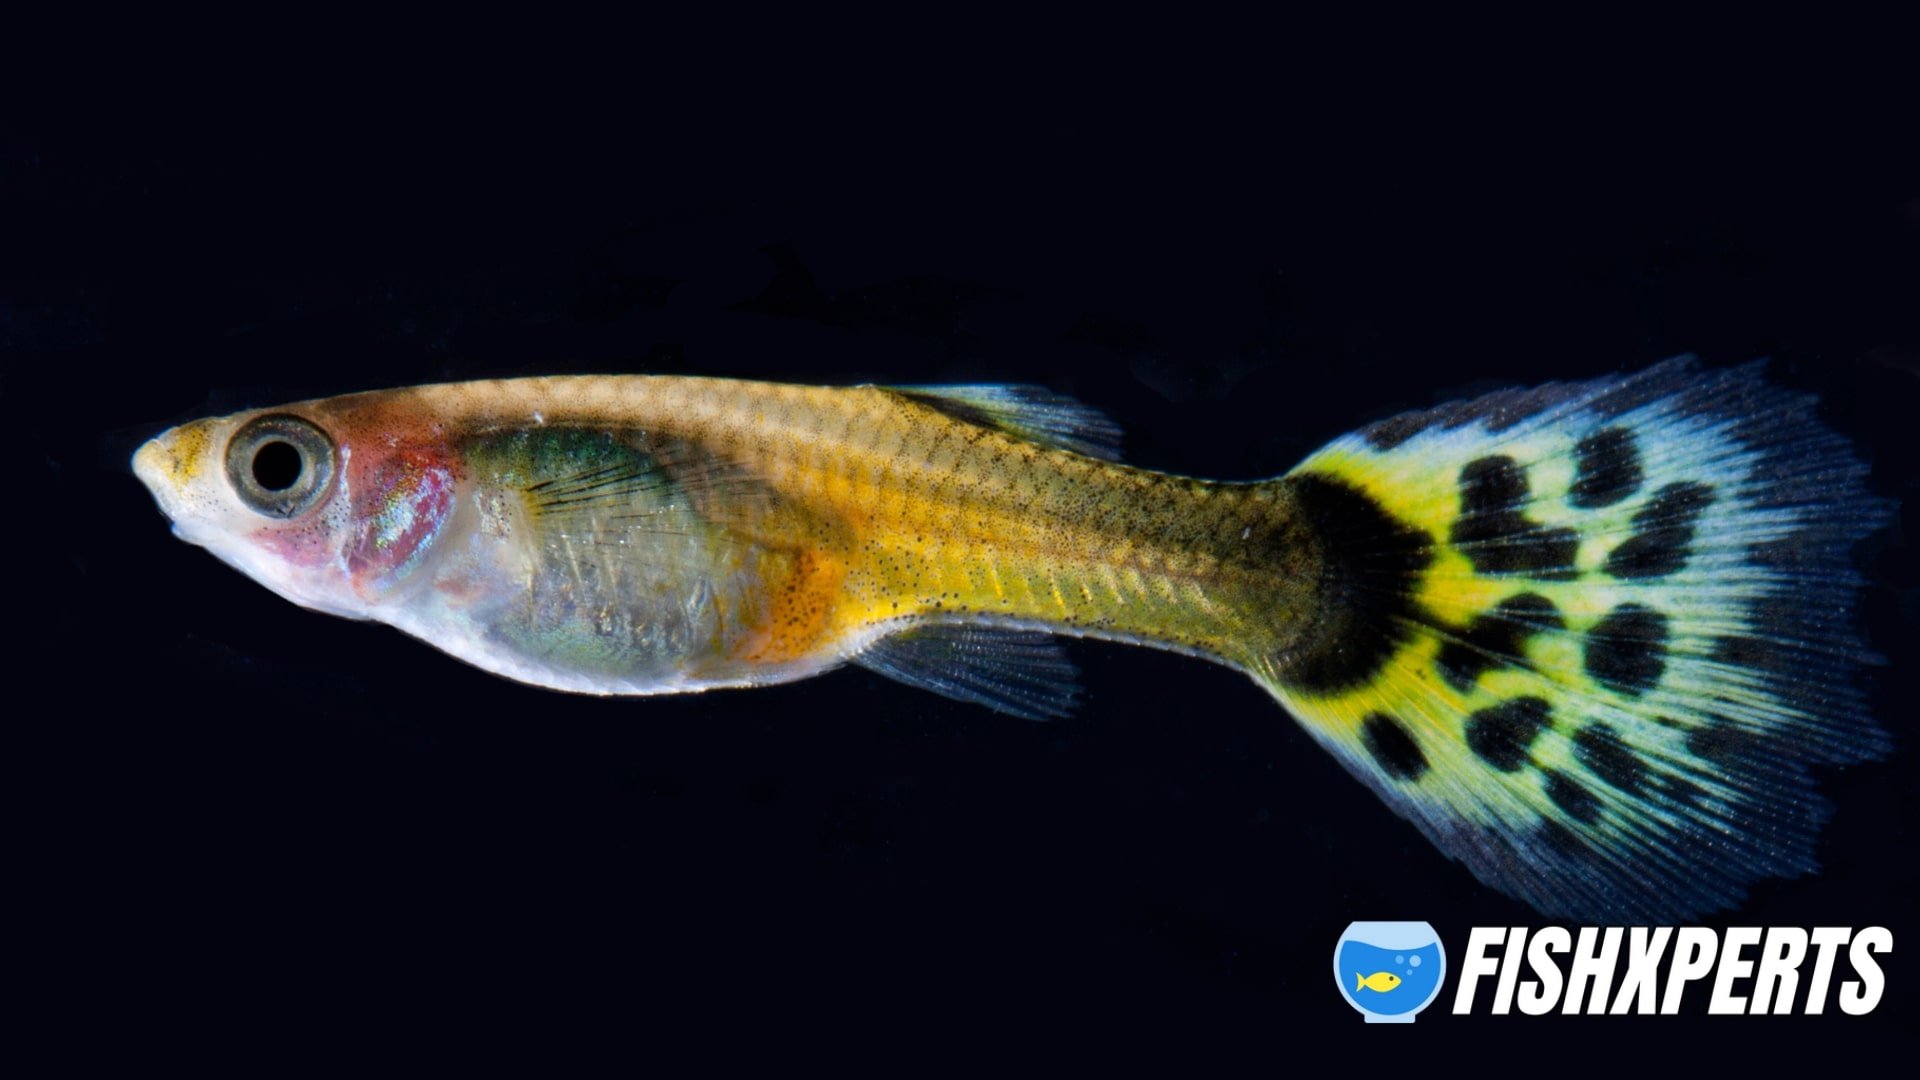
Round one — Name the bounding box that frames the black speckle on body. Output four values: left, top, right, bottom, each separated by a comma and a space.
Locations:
1465, 696, 1552, 771
1435, 592, 1563, 691
1569, 426, 1643, 508
1584, 604, 1669, 695
1361, 714, 1429, 781
1606, 482, 1716, 579
1450, 456, 1579, 579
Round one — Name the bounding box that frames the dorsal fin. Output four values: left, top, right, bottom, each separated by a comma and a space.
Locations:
886, 384, 1123, 461
854, 622, 1082, 721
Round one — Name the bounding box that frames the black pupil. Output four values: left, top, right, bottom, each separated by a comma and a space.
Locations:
251, 440, 304, 491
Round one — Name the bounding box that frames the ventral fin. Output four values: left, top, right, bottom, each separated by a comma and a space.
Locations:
886, 384, 1123, 461
855, 622, 1082, 721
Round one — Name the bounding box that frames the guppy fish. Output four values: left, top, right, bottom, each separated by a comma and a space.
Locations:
132, 357, 1889, 921
1355, 972, 1403, 993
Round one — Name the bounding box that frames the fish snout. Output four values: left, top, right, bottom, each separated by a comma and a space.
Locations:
133, 421, 217, 514
133, 435, 179, 516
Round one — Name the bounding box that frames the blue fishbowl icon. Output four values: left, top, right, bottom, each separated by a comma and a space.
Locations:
1333, 921, 1445, 1023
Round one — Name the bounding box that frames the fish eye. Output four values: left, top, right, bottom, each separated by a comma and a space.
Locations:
224, 414, 337, 518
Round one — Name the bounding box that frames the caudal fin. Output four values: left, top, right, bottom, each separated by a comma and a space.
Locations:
1254, 357, 1889, 921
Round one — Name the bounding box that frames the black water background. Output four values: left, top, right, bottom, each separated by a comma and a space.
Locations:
9, 68, 1917, 1055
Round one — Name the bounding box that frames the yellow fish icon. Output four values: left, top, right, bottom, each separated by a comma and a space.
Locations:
1355, 971, 1402, 993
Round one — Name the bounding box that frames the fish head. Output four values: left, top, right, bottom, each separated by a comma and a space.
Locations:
134, 399, 459, 617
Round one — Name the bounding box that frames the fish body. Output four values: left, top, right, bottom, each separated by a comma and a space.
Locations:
133, 359, 1890, 921
1356, 971, 1402, 993
136, 377, 1317, 705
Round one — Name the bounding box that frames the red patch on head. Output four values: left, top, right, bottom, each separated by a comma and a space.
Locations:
347, 448, 457, 597
249, 518, 338, 568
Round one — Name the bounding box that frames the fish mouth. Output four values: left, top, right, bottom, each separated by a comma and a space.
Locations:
134, 434, 226, 553
133, 420, 216, 520
132, 435, 179, 517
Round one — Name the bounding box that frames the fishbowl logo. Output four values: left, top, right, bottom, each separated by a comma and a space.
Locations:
1334, 921, 1446, 1023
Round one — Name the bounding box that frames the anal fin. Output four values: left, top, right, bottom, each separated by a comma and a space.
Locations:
855, 623, 1082, 721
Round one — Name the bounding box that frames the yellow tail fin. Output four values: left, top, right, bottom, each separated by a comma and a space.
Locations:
1252, 358, 1888, 921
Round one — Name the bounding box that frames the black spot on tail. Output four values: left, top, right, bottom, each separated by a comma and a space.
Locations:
1360, 380, 1586, 450
1358, 412, 1434, 451
1362, 714, 1428, 781
1569, 426, 1643, 508
1544, 771, 1601, 823
1451, 456, 1579, 579
1584, 605, 1669, 695
1465, 697, 1552, 771
1574, 723, 1647, 793
1709, 633, 1816, 710
1606, 482, 1715, 579
1661, 775, 1710, 810
1537, 820, 1588, 858
1710, 635, 1776, 670
1435, 593, 1564, 691
1687, 719, 1762, 767
1266, 474, 1434, 694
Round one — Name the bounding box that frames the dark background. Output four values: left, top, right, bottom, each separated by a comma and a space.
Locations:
9, 48, 1917, 1054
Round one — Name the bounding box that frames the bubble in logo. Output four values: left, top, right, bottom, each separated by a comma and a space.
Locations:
1333, 921, 1445, 1023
